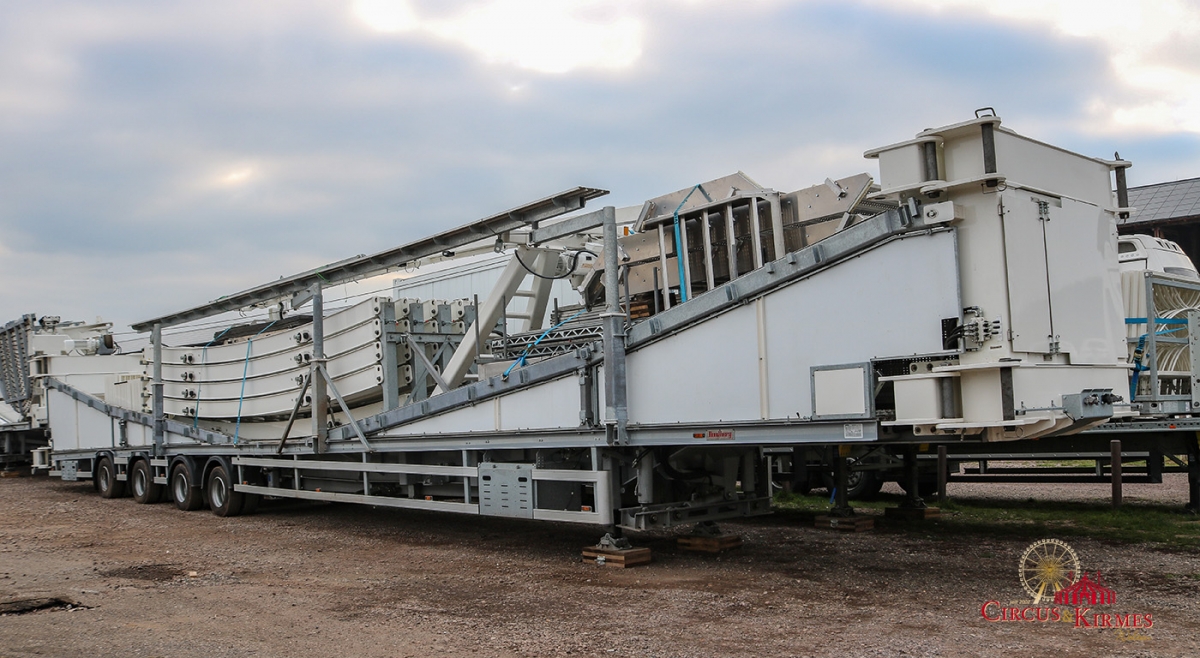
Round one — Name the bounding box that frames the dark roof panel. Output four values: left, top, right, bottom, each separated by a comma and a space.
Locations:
1122, 177, 1200, 226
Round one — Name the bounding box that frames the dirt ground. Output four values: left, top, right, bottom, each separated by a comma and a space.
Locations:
2, 472, 1198, 657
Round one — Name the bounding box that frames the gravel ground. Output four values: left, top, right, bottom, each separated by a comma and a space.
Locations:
1, 472, 1198, 657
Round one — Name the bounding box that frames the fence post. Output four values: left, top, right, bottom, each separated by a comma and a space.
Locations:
1111, 439, 1122, 508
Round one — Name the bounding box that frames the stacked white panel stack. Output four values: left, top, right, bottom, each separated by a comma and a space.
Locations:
149, 298, 397, 420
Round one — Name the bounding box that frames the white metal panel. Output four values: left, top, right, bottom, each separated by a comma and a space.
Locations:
1045, 197, 1126, 365
994, 130, 1114, 209
47, 388, 115, 451
1002, 193, 1053, 353
498, 375, 580, 430
624, 232, 959, 424
46, 355, 145, 400
164, 342, 383, 401
381, 398, 497, 436
892, 377, 943, 422
626, 302, 762, 424
153, 297, 384, 366
163, 365, 383, 418
128, 422, 154, 448
812, 366, 868, 418
1011, 364, 1128, 411
875, 143, 925, 191
764, 231, 960, 419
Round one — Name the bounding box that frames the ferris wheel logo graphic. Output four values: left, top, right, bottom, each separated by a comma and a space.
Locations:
1019, 539, 1081, 604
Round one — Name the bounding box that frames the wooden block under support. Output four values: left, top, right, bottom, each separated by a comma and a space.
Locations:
814, 515, 874, 532
884, 506, 941, 520
581, 546, 652, 568
677, 534, 743, 554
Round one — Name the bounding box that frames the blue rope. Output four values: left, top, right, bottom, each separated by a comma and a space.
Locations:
233, 320, 278, 443
670, 184, 711, 303
503, 309, 588, 380
193, 326, 234, 429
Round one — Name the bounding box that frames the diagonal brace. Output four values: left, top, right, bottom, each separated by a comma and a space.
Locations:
276, 373, 311, 454
318, 364, 372, 451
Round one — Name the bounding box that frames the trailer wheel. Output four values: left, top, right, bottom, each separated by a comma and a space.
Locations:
206, 465, 245, 517
241, 491, 261, 515
171, 463, 205, 511
130, 460, 163, 504
96, 457, 126, 499
820, 469, 881, 500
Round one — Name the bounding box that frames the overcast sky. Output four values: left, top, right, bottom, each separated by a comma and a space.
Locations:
2, 0, 1198, 337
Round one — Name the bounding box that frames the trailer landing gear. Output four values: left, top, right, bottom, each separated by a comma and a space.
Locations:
815, 455, 875, 531
582, 533, 651, 568
886, 446, 941, 521
677, 521, 742, 553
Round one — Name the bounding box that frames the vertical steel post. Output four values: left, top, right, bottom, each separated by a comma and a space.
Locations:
769, 194, 785, 260
725, 205, 739, 278
749, 200, 764, 269
1114, 153, 1130, 219
380, 302, 400, 411
903, 445, 925, 509
936, 444, 948, 503
655, 226, 672, 310
981, 122, 999, 187
700, 210, 715, 291
151, 323, 164, 455
600, 206, 628, 446
462, 449, 472, 504
652, 267, 660, 315
1111, 439, 1122, 508
310, 285, 328, 453
922, 141, 940, 182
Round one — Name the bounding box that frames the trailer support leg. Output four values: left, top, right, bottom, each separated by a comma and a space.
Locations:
901, 445, 926, 509
936, 444, 948, 503
830, 451, 853, 517
1187, 436, 1200, 514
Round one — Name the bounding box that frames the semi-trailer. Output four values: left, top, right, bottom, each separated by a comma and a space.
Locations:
4, 111, 1198, 534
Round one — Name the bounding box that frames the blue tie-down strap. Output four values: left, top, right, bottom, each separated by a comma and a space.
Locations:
1125, 317, 1188, 325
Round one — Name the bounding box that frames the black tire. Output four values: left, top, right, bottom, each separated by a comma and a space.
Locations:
96, 456, 126, 499
821, 468, 882, 500
241, 492, 261, 515
171, 463, 205, 511
130, 460, 163, 504
206, 464, 245, 517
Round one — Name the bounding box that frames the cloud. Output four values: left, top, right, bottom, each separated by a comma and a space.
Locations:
0, 0, 1196, 335
880, 0, 1200, 134
352, 0, 643, 73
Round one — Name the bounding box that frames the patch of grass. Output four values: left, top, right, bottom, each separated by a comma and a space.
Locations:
1034, 459, 1096, 468
773, 491, 1200, 549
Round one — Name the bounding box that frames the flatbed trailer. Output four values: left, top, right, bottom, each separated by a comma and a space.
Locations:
7, 111, 1199, 532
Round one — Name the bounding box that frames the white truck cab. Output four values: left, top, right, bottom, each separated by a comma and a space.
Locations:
1119, 234, 1198, 279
